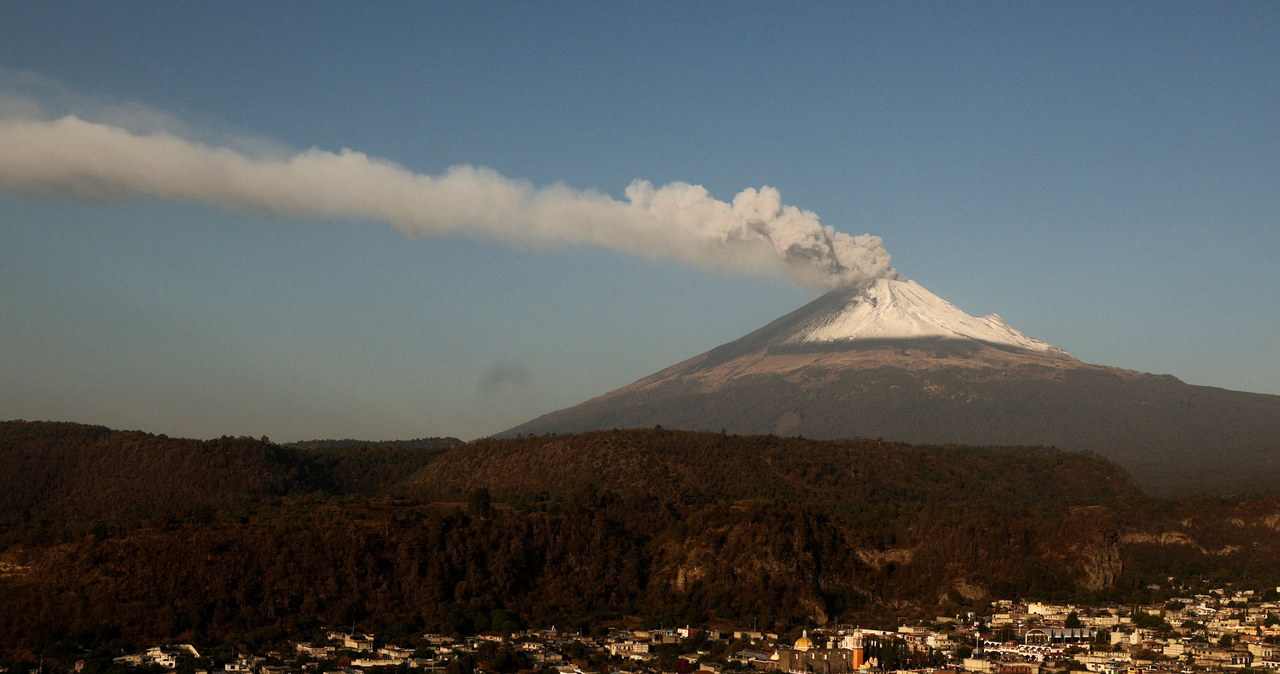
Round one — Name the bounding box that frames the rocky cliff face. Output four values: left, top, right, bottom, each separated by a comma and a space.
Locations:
3, 423, 1280, 649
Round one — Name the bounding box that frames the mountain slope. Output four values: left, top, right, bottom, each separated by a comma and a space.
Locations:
502, 280, 1280, 496
775, 277, 1069, 355
6, 425, 1280, 650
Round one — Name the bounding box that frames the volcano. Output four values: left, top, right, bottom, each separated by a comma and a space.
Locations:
502, 278, 1280, 496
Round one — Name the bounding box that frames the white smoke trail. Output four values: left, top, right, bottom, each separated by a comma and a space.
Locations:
0, 103, 895, 290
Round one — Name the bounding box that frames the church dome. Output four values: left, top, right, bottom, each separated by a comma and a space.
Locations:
794, 631, 814, 651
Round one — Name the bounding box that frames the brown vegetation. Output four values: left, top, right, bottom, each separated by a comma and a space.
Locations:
2, 421, 1280, 657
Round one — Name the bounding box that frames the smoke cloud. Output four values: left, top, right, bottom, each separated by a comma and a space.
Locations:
477, 361, 534, 397
0, 100, 895, 290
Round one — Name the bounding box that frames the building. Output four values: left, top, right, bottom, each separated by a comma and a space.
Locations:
772, 631, 871, 674
1022, 628, 1091, 646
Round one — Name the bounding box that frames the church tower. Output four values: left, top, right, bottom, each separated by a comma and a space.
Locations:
850, 630, 865, 670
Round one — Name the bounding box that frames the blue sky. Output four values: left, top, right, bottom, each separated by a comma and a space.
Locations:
1, 2, 1276, 441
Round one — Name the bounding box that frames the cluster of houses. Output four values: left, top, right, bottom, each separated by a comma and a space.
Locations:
105, 645, 202, 670
956, 592, 1280, 674
97, 588, 1280, 674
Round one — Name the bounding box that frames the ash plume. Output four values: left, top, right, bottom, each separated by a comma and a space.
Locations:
0, 89, 895, 290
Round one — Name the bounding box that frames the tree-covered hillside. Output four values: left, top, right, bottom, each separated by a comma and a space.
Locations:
2, 421, 1280, 660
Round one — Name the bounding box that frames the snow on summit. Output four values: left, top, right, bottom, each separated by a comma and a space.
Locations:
789, 278, 1070, 356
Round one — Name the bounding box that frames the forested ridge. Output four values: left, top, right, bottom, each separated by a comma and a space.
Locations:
401, 428, 1141, 508
3, 420, 1280, 660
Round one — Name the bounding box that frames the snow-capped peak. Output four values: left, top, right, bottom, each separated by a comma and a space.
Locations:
786, 278, 1070, 356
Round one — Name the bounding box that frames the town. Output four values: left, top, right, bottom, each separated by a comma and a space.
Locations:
57, 588, 1280, 674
